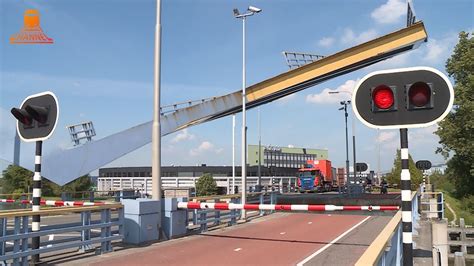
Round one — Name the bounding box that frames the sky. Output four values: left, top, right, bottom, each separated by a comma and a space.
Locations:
0, 0, 473, 176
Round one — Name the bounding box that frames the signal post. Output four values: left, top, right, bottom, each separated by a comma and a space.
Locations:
11, 91, 59, 264
352, 67, 454, 265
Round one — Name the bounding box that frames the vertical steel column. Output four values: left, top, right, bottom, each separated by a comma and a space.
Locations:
400, 128, 413, 266
241, 16, 247, 220
32, 140, 42, 264
0, 218, 5, 257
13, 217, 20, 265
21, 216, 28, 265
152, 0, 162, 200
344, 104, 350, 185
232, 115, 236, 194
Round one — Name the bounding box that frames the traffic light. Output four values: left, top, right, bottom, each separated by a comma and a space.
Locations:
352, 67, 454, 129
415, 160, 432, 170
11, 91, 59, 142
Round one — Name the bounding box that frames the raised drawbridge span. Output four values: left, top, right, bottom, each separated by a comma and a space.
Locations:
22, 22, 427, 185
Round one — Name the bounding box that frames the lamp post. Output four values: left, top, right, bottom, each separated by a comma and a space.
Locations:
152, 0, 162, 200
233, 5, 262, 220
329, 91, 357, 186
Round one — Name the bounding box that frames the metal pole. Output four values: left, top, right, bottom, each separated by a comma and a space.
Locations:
241, 16, 247, 219
152, 0, 162, 200
400, 128, 413, 266
13, 132, 20, 165
352, 113, 356, 184
257, 107, 261, 191
344, 104, 350, 186
32, 140, 42, 263
232, 114, 236, 194
377, 129, 381, 185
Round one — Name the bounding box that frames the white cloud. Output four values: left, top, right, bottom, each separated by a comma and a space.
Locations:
171, 129, 195, 143
422, 35, 458, 64
190, 141, 215, 156
371, 0, 406, 24
318, 37, 335, 47
376, 131, 397, 143
306, 79, 358, 104
341, 28, 378, 45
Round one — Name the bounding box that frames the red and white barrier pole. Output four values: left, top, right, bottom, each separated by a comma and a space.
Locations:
177, 202, 399, 212
0, 199, 105, 206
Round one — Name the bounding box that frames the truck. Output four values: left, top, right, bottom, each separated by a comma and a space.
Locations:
296, 159, 334, 192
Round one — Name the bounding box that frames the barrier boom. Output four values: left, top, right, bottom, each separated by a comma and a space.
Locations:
177, 202, 399, 211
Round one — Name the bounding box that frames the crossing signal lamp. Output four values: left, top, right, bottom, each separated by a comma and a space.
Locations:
352, 67, 453, 129
11, 91, 59, 142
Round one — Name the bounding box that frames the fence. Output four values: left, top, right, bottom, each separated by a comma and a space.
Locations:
97, 176, 297, 195
0, 204, 123, 265
420, 191, 444, 219
355, 192, 418, 266
448, 218, 474, 259
186, 191, 278, 232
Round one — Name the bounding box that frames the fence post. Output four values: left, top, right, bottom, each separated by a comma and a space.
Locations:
80, 211, 93, 252
200, 211, 207, 232
230, 198, 237, 226
21, 216, 28, 264
0, 218, 5, 259
214, 200, 220, 226
13, 217, 20, 265
259, 193, 264, 216
100, 209, 112, 253
460, 218, 467, 254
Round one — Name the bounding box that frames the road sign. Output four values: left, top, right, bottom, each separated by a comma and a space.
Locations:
11, 91, 59, 142
416, 160, 432, 170
356, 163, 368, 172
352, 67, 453, 129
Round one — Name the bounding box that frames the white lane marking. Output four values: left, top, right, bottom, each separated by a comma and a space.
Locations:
280, 232, 286, 235
91, 229, 102, 233
296, 216, 371, 266
6, 241, 14, 245
234, 248, 242, 252
308, 222, 313, 225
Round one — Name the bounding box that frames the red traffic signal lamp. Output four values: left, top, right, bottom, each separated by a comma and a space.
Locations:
352, 67, 453, 129
11, 91, 59, 142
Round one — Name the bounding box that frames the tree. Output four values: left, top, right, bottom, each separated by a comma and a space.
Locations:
385, 149, 423, 189
435, 31, 474, 198
1, 164, 92, 197
195, 173, 217, 197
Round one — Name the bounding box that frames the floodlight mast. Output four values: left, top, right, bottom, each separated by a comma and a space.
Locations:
233, 5, 262, 220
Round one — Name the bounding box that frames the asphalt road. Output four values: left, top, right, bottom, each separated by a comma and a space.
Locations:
67, 212, 393, 266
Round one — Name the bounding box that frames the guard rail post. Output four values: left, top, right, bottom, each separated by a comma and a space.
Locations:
100, 208, 112, 253
259, 193, 264, 216
229, 197, 237, 225
200, 211, 207, 232
214, 200, 220, 226
0, 217, 5, 259
21, 216, 28, 264
80, 211, 93, 252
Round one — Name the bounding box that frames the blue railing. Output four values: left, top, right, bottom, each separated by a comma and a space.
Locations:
0, 204, 123, 265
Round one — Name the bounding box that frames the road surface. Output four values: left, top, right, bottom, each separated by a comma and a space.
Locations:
68, 212, 392, 265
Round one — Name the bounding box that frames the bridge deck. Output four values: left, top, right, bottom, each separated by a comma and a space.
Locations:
68, 212, 393, 265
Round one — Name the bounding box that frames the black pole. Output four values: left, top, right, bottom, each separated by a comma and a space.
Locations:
344, 104, 350, 187
352, 135, 356, 184
32, 140, 43, 264
400, 128, 413, 266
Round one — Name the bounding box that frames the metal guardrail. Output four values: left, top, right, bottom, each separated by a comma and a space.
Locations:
420, 191, 444, 219
356, 192, 418, 266
187, 192, 278, 232
0, 204, 123, 265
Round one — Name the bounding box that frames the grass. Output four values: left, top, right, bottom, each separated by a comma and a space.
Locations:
442, 191, 474, 226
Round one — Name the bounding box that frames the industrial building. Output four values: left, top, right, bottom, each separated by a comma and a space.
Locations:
247, 145, 328, 168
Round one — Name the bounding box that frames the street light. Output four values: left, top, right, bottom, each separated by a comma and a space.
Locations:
234, 5, 262, 220
329, 91, 357, 186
